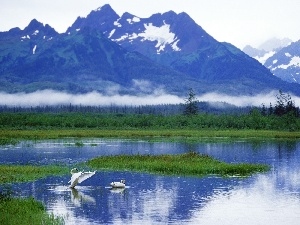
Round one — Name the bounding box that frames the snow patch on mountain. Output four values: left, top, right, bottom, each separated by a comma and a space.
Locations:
285, 53, 292, 57
254, 51, 276, 64
112, 33, 130, 42
111, 21, 181, 53
114, 19, 122, 27
108, 29, 115, 38
32, 45, 37, 54
273, 56, 300, 70
127, 17, 140, 24
21, 35, 30, 40
32, 30, 39, 35
139, 22, 180, 53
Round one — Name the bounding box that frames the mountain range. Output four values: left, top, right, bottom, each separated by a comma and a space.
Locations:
1, 4, 300, 97
243, 38, 300, 84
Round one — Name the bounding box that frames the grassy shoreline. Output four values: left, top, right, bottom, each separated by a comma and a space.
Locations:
1, 129, 300, 144
0, 166, 68, 225
0, 165, 69, 184
0, 189, 64, 225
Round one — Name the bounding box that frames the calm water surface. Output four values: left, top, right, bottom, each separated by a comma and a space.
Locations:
1, 138, 300, 225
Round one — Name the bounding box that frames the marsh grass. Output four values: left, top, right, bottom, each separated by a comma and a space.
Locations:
0, 165, 69, 184
87, 151, 269, 177
0, 166, 67, 224
0, 189, 63, 225
1, 129, 300, 145
0, 137, 18, 145
75, 141, 84, 147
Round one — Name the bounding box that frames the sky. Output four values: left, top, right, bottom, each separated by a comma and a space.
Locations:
1, 0, 300, 49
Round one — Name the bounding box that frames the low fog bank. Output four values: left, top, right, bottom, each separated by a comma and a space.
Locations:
197, 92, 280, 107
0, 89, 297, 107
0, 90, 183, 107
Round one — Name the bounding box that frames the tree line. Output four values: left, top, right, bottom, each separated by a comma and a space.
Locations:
0, 90, 299, 131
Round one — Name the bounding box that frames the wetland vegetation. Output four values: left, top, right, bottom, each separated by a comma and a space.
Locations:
0, 93, 297, 224
1, 109, 300, 144
88, 151, 269, 177
0, 165, 68, 224
0, 165, 69, 184
0, 188, 63, 225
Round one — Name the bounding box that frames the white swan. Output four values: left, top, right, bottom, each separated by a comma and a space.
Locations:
110, 179, 126, 188
68, 168, 96, 188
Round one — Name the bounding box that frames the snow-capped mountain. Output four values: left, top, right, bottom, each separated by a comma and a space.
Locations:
243, 38, 300, 84
66, 4, 289, 90
0, 20, 188, 94
243, 37, 292, 65
264, 40, 300, 83
0, 19, 59, 71
67, 4, 216, 57
1, 19, 58, 40
1, 4, 300, 96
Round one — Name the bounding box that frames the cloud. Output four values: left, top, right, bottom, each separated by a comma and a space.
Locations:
197, 91, 278, 107
1, 89, 299, 108
198, 91, 300, 108
0, 90, 183, 107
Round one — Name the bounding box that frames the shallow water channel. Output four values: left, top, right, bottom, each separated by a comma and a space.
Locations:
1, 138, 300, 225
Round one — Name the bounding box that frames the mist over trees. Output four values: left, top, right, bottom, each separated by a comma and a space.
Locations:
184, 88, 199, 116
1, 90, 300, 131
261, 90, 299, 117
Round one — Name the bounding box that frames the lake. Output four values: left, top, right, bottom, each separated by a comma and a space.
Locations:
1, 138, 300, 225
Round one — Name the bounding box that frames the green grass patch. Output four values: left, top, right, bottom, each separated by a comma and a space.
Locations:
0, 165, 69, 184
0, 189, 63, 225
87, 151, 269, 177
1, 129, 300, 145
0, 137, 18, 145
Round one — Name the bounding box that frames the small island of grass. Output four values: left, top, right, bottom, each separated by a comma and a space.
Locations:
88, 152, 269, 177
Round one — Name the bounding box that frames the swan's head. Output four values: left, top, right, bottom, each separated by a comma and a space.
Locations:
121, 179, 125, 184
70, 168, 79, 174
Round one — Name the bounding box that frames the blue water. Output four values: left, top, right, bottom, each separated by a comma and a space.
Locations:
1, 139, 300, 225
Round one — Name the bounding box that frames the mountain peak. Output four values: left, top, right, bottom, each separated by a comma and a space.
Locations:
24, 19, 44, 31
121, 12, 135, 18
162, 10, 177, 17
95, 4, 114, 13
67, 4, 119, 33
90, 4, 119, 21
258, 37, 293, 51
22, 19, 58, 37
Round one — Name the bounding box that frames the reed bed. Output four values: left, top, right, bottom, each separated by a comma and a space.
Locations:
87, 152, 269, 177
0, 165, 69, 184
1, 129, 300, 145
0, 165, 67, 224
0, 190, 63, 225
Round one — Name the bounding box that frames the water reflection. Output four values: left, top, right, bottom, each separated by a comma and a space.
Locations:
1, 139, 300, 224
194, 174, 300, 225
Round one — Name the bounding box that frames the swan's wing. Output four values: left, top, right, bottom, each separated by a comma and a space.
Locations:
77, 171, 96, 184
69, 172, 82, 184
